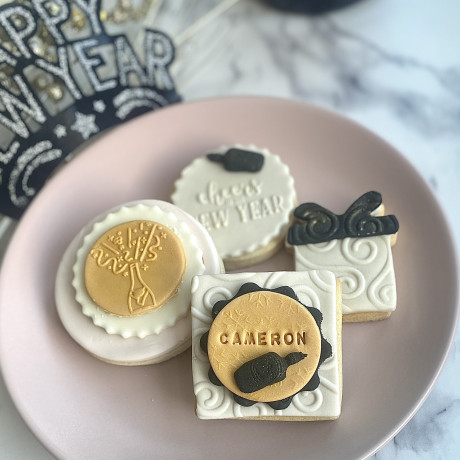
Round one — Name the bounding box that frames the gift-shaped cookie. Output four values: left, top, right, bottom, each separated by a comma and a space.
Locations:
191, 271, 342, 421
287, 191, 399, 322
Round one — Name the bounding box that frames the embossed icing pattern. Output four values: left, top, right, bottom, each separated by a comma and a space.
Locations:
85, 220, 185, 316
171, 145, 296, 259
207, 289, 322, 402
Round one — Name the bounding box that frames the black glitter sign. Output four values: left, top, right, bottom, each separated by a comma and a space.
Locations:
0, 1, 181, 218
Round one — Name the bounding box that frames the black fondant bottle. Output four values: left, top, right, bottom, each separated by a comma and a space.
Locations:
207, 148, 264, 172
234, 351, 307, 393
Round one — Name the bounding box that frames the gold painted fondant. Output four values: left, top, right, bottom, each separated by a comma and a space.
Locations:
207, 291, 322, 402
84, 220, 185, 316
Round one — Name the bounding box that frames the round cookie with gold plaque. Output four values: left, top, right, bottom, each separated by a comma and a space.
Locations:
55, 200, 223, 365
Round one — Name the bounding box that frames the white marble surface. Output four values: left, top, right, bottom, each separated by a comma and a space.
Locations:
0, 0, 459, 458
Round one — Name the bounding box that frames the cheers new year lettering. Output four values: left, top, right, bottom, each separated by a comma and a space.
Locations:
196, 179, 285, 231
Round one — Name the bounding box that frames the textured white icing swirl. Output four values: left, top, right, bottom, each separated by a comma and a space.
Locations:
368, 253, 397, 308
290, 284, 322, 310
292, 388, 323, 413
202, 286, 233, 312
195, 381, 232, 416
232, 400, 272, 418
195, 381, 233, 415
342, 236, 379, 265
295, 245, 366, 301
294, 235, 397, 314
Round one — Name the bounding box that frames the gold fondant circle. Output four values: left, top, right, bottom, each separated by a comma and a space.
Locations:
84, 220, 185, 316
207, 291, 322, 402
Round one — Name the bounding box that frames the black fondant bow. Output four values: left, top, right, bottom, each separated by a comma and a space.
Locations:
287, 191, 399, 245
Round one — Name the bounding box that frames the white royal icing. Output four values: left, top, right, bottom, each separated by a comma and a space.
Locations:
293, 235, 397, 315
171, 145, 296, 263
191, 271, 341, 419
56, 200, 223, 365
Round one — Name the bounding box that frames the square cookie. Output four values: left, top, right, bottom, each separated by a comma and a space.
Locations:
191, 271, 342, 421
287, 191, 399, 322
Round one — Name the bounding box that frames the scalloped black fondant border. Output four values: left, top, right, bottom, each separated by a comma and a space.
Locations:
200, 282, 332, 410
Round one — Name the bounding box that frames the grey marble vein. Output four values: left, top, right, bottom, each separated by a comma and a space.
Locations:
0, 0, 459, 458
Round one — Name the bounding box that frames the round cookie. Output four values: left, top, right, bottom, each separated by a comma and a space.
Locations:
171, 145, 296, 270
55, 200, 223, 365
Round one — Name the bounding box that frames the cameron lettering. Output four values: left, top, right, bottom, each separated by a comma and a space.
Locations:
219, 331, 307, 346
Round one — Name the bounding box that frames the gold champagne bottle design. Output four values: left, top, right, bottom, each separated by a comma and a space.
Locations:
85, 220, 185, 316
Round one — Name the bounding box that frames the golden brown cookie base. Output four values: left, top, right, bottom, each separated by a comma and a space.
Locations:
223, 235, 285, 271
343, 310, 391, 323
223, 199, 296, 271
232, 414, 340, 421
194, 403, 339, 421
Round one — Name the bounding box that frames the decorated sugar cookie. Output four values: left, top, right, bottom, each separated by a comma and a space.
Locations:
55, 200, 223, 365
84, 220, 186, 317
287, 191, 399, 322
191, 271, 342, 421
171, 145, 296, 269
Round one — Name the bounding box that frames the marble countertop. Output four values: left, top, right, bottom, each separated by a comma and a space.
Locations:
0, 0, 459, 458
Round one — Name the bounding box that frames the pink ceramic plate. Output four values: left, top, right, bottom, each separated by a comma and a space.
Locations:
0, 97, 458, 460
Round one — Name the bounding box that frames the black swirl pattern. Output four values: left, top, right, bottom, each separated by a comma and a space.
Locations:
287, 191, 399, 245
289, 203, 341, 244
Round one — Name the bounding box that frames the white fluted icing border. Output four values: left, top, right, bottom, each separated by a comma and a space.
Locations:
56, 200, 223, 365
171, 144, 296, 263
72, 203, 205, 338
191, 271, 341, 419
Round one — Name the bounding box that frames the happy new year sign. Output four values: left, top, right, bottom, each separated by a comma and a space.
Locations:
0, 0, 180, 218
